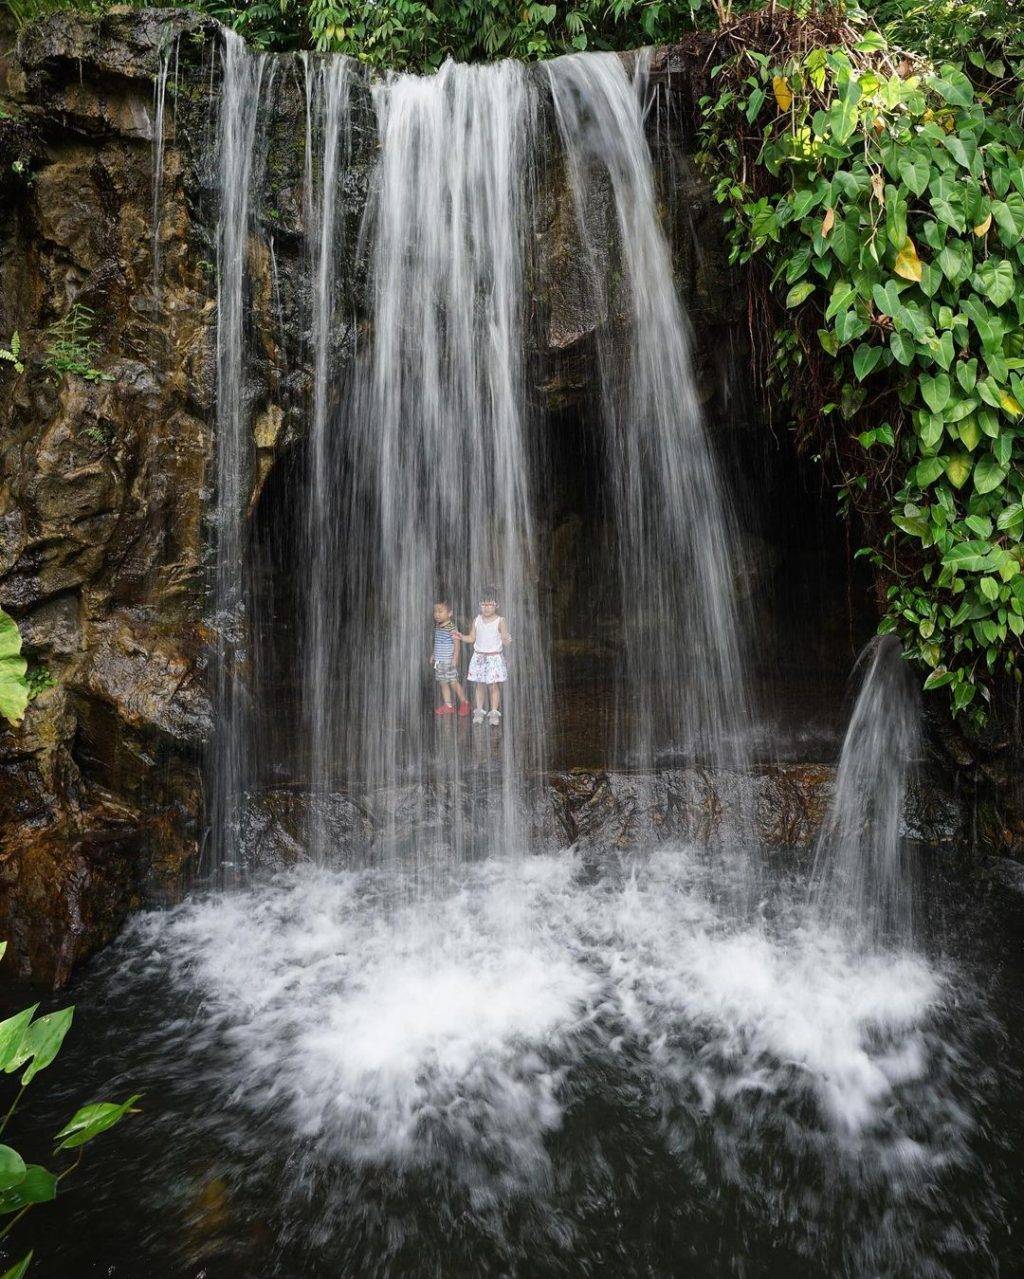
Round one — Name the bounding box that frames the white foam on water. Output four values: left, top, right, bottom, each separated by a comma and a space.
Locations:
129, 847, 957, 1194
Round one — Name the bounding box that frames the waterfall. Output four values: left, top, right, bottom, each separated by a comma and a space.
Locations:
545, 52, 752, 781
301, 56, 354, 865
207, 32, 273, 884
811, 635, 921, 947
299, 60, 547, 880
151, 38, 174, 304
206, 42, 754, 879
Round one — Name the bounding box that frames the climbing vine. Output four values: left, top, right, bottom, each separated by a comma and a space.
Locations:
696, 3, 1024, 726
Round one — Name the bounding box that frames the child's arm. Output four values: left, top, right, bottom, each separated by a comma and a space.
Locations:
451, 633, 461, 665
499, 618, 511, 646
458, 622, 475, 645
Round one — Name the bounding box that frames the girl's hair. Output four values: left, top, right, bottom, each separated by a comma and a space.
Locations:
479, 586, 499, 605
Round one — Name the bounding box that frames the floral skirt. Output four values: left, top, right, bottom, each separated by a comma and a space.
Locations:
467, 652, 507, 684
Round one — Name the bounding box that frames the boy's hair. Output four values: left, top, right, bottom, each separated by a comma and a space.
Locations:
480, 586, 499, 603
433, 596, 452, 610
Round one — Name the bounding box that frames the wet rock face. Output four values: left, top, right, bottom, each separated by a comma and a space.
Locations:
0, 9, 221, 984
243, 764, 966, 875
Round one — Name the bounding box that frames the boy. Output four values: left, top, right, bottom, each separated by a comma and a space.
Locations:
429, 599, 470, 716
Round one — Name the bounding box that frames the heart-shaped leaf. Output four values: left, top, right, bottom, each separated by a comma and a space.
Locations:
921, 373, 951, 414
974, 453, 1008, 494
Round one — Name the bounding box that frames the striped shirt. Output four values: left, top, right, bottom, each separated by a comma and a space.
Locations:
433, 621, 456, 664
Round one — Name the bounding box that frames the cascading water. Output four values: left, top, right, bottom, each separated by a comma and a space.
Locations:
206, 33, 274, 884
299, 59, 548, 879
150, 38, 175, 305
209, 46, 753, 878
546, 52, 751, 781
301, 55, 354, 865
811, 635, 922, 947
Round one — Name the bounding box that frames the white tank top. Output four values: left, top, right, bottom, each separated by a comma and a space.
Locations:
474, 615, 502, 654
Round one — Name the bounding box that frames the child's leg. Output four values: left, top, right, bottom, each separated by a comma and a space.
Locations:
474, 681, 485, 710
451, 678, 468, 705
440, 680, 453, 707
489, 682, 500, 711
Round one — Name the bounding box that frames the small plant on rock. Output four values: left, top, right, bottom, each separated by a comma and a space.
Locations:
0, 334, 22, 377
41, 304, 111, 385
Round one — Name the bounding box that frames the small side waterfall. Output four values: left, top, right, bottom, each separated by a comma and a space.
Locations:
811, 635, 922, 947
207, 33, 274, 883
546, 53, 751, 781
151, 38, 174, 303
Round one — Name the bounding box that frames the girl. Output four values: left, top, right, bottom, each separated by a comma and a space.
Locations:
459, 589, 510, 726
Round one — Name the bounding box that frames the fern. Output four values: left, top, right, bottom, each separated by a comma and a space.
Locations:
0, 331, 24, 375
42, 304, 111, 384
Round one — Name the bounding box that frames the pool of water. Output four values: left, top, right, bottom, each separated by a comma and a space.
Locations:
4, 844, 1022, 1278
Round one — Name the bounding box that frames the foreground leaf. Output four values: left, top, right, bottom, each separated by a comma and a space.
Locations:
0, 1164, 56, 1213
0, 1008, 35, 1073
6, 1008, 74, 1086
0, 1147, 25, 1192
54, 1095, 141, 1151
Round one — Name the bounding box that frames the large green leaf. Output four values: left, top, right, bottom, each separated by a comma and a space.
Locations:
943, 541, 1008, 572
785, 281, 814, 307
945, 454, 973, 489
853, 343, 882, 381
54, 1094, 141, 1151
929, 66, 974, 108
0, 1253, 32, 1279
898, 155, 930, 198
992, 193, 1024, 238
5, 1008, 74, 1086
828, 77, 861, 145
0, 1147, 25, 1192
0, 1007, 36, 1073
921, 374, 951, 414
974, 260, 1015, 307
0, 1164, 56, 1214
914, 457, 946, 486
0, 610, 29, 729
974, 454, 1008, 495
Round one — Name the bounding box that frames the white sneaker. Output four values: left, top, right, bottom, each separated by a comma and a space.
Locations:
472, 708, 486, 725
487, 709, 501, 726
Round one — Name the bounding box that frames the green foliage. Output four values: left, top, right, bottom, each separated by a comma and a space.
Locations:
41, 303, 110, 384
698, 4, 1024, 725
24, 667, 54, 701
0, 334, 23, 377
302, 0, 708, 65
1, 0, 108, 26
0, 940, 139, 1277
0, 612, 29, 729
2, 0, 715, 60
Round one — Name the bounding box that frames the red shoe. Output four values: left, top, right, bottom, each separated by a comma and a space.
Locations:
434, 704, 455, 716
457, 701, 471, 717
